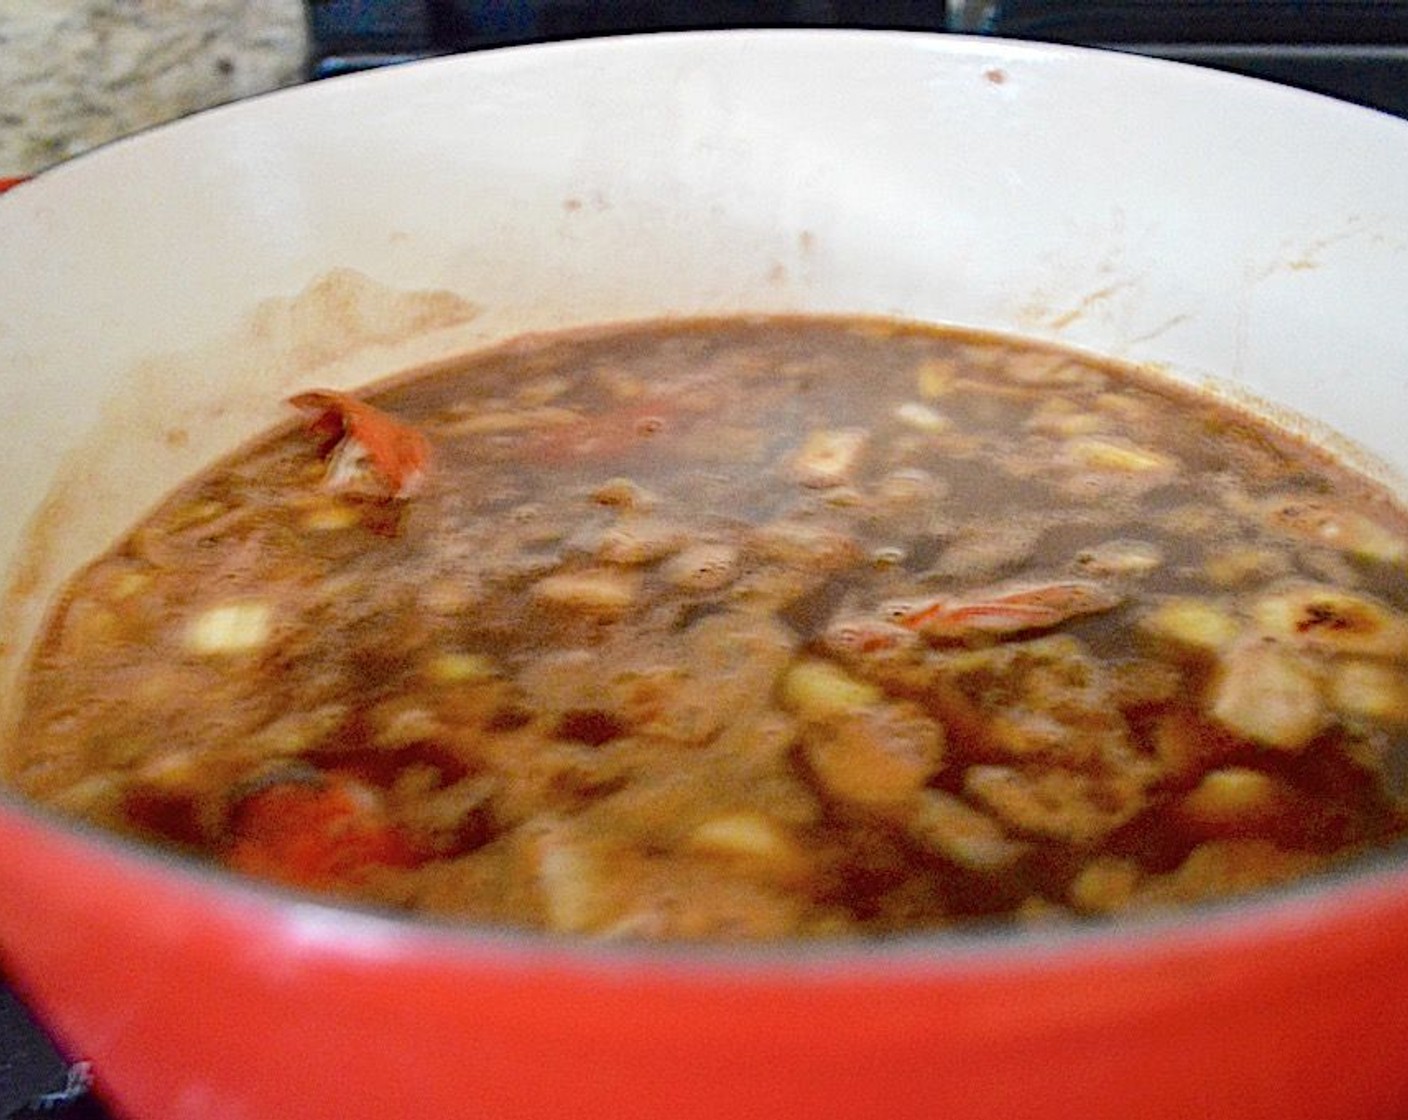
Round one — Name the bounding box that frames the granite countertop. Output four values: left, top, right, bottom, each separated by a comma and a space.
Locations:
0, 0, 309, 178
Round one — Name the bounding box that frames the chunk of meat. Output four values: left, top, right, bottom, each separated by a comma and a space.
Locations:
889, 580, 1120, 643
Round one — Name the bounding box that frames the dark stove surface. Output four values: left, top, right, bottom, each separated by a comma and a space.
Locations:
7, 3, 1408, 1116
1, 980, 102, 1120
307, 0, 1408, 117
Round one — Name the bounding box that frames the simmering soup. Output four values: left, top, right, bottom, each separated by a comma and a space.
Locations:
11, 316, 1408, 940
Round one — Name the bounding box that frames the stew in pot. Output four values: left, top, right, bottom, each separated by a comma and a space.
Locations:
11, 316, 1408, 940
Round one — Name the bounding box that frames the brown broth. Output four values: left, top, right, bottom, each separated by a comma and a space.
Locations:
10, 316, 1408, 941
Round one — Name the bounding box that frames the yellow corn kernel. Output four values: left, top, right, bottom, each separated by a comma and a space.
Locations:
183, 601, 272, 655
779, 659, 882, 722
1141, 598, 1241, 652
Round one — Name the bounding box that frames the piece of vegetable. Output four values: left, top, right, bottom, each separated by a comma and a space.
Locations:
779, 659, 883, 721
227, 775, 420, 889
183, 601, 272, 656
289, 389, 431, 499
1207, 638, 1326, 750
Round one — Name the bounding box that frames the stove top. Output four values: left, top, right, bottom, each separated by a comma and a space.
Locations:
6, 3, 1408, 1116
306, 0, 1408, 117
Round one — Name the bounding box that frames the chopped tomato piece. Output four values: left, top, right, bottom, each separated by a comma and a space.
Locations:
289, 389, 431, 499
227, 775, 421, 889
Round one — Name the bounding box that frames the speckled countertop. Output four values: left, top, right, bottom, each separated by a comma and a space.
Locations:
0, 0, 309, 177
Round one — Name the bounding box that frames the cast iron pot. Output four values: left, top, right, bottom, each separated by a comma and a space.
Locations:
2, 31, 1408, 1120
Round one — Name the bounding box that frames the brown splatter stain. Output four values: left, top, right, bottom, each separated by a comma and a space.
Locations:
797, 230, 816, 255
244, 268, 478, 374
563, 197, 583, 214
984, 67, 1008, 85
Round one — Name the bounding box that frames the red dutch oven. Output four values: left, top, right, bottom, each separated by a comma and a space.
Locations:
2, 31, 1408, 1119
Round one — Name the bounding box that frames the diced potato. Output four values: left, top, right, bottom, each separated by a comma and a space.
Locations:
1331, 659, 1408, 725
1178, 767, 1289, 831
183, 601, 272, 655
1141, 598, 1241, 653
595, 518, 687, 565
371, 702, 444, 748
789, 428, 869, 488
531, 568, 641, 617
748, 520, 863, 571
894, 402, 952, 433
1261, 495, 1408, 564
661, 542, 741, 592
1069, 856, 1141, 914
779, 659, 883, 722
1067, 436, 1175, 474
686, 812, 805, 882
907, 790, 1027, 872
1208, 639, 1326, 750
1074, 539, 1163, 577
963, 765, 1147, 845
1251, 583, 1408, 658
532, 831, 613, 934
803, 703, 943, 806
1203, 546, 1291, 588
591, 478, 656, 510
1137, 840, 1323, 908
